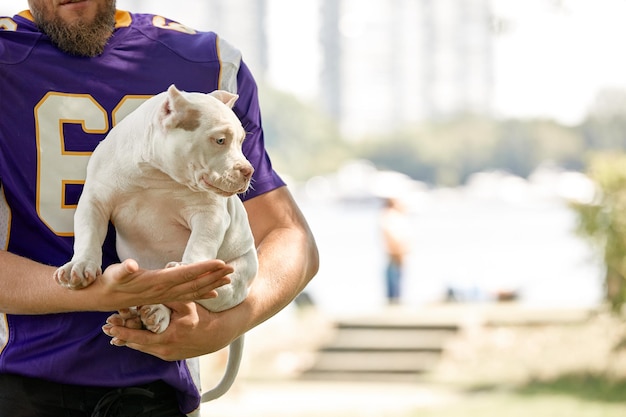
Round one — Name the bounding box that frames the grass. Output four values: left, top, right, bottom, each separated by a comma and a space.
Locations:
407, 373, 626, 417
518, 372, 626, 403
411, 392, 626, 417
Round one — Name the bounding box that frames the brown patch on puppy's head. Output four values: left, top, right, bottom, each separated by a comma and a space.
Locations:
159, 85, 201, 132
175, 107, 201, 131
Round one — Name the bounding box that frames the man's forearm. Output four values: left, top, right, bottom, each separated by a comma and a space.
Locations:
0, 250, 233, 315
240, 186, 319, 332
0, 250, 90, 314
243, 225, 318, 330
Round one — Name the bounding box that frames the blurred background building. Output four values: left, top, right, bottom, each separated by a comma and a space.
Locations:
119, 0, 493, 140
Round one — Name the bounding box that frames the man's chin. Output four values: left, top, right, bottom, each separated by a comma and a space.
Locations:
56, 1, 99, 25
32, 0, 115, 57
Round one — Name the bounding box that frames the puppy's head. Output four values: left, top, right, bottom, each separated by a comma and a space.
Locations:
156, 85, 254, 196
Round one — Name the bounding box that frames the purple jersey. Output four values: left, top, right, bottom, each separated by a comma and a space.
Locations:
0, 9, 284, 415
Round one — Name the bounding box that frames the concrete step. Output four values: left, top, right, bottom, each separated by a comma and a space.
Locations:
331, 326, 456, 350
302, 314, 459, 380
311, 349, 442, 373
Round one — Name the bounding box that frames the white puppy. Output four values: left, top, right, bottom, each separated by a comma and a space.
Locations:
54, 84, 258, 402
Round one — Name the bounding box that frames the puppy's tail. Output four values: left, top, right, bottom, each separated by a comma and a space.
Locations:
201, 335, 244, 402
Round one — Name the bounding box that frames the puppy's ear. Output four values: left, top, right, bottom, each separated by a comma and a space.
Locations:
159, 85, 201, 132
209, 90, 239, 109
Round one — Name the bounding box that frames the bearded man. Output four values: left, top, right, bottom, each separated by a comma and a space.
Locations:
0, 1, 319, 416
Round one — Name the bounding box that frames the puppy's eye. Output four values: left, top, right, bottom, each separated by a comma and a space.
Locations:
215, 137, 226, 145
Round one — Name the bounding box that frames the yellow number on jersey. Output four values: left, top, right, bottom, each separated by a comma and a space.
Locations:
0, 17, 17, 31
152, 16, 196, 35
34, 93, 150, 236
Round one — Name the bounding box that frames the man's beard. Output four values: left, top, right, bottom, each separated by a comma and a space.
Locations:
31, 1, 116, 57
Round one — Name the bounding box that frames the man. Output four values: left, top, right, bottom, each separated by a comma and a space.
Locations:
0, 1, 319, 416
380, 197, 410, 304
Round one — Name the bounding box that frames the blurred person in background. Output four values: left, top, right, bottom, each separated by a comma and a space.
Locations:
380, 197, 411, 304
0, 1, 319, 416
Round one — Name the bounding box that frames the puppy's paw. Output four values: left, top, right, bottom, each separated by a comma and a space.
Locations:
54, 260, 101, 289
139, 304, 172, 334
106, 307, 143, 330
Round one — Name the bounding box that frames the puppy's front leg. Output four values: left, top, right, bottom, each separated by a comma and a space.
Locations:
182, 211, 224, 264
139, 211, 222, 333
54, 188, 112, 289
163, 210, 223, 269
197, 247, 256, 312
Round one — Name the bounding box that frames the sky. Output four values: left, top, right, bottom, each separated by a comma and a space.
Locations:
491, 0, 626, 124
3, 0, 626, 125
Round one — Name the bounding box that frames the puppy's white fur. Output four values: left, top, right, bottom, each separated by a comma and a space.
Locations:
54, 85, 257, 402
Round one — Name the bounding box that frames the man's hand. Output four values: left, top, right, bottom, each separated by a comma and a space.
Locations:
90, 259, 233, 311
102, 301, 244, 361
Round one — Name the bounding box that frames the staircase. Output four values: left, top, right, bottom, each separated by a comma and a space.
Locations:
302, 311, 459, 381
300, 304, 595, 381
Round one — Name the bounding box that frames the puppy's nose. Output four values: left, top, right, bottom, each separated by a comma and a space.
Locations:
238, 164, 254, 179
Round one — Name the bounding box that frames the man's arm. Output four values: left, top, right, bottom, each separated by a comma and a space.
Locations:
103, 186, 320, 360
244, 185, 319, 318
0, 250, 233, 314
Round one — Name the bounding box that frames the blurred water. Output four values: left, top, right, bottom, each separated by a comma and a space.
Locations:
297, 190, 604, 316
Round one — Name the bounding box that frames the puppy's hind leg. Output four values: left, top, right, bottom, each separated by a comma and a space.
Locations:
139, 304, 172, 334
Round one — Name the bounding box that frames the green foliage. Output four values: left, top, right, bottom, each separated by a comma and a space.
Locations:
581, 89, 626, 150
570, 153, 626, 311
355, 116, 583, 186
257, 84, 348, 181
519, 372, 626, 403
410, 388, 626, 417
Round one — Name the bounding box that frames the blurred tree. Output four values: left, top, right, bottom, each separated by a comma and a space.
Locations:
356, 129, 437, 183
493, 119, 535, 178
580, 89, 626, 151
570, 153, 626, 312
358, 116, 498, 186
495, 119, 584, 175
358, 116, 583, 186
257, 83, 349, 181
